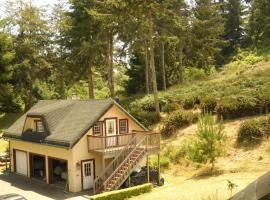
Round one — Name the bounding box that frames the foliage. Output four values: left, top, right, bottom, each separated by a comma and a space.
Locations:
184, 67, 207, 81
188, 114, 226, 170
161, 110, 198, 137
216, 96, 260, 120
130, 109, 161, 127
237, 116, 270, 144
200, 96, 217, 113
89, 183, 153, 200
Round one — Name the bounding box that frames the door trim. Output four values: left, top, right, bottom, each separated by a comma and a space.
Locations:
13, 148, 28, 176
104, 117, 118, 136
29, 152, 46, 179
48, 156, 68, 184
81, 159, 95, 191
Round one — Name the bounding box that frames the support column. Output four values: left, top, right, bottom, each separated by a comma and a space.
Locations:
147, 155, 149, 183
158, 153, 160, 186
128, 175, 131, 187
45, 156, 49, 184
102, 156, 105, 170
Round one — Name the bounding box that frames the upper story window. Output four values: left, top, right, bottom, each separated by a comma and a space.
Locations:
119, 119, 128, 134
93, 122, 102, 135
35, 120, 45, 133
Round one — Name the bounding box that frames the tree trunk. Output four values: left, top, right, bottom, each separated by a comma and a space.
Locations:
145, 47, 150, 94
161, 41, 166, 91
88, 66, 94, 99
149, 11, 160, 114
178, 44, 184, 84
107, 32, 115, 99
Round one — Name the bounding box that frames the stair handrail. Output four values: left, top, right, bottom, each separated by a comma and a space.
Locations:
102, 135, 148, 188
93, 133, 138, 194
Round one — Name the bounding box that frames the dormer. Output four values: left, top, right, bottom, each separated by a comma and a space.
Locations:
21, 115, 48, 143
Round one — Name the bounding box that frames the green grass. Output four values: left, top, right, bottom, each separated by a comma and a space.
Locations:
0, 113, 22, 152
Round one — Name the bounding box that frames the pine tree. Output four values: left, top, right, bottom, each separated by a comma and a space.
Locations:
223, 0, 244, 54
0, 31, 18, 112
10, 2, 51, 111
249, 0, 270, 45
192, 0, 225, 69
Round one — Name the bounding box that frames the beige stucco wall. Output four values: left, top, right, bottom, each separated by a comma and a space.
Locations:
9, 140, 75, 191
10, 103, 146, 193
23, 117, 41, 131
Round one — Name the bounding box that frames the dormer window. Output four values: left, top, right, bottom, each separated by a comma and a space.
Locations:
119, 119, 128, 134
93, 122, 102, 135
35, 120, 44, 133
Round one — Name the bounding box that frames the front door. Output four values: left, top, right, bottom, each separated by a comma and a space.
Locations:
105, 119, 117, 147
82, 160, 94, 190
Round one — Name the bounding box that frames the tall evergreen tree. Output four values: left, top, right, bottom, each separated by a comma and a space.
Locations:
10, 3, 52, 111
249, 0, 270, 45
223, 0, 244, 54
0, 31, 18, 112
191, 0, 225, 69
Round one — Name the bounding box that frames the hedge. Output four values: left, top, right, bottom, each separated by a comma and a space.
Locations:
89, 183, 153, 200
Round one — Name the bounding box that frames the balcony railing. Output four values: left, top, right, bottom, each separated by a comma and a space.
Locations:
87, 133, 136, 151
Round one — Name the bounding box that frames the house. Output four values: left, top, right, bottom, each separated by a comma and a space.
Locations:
3, 99, 160, 193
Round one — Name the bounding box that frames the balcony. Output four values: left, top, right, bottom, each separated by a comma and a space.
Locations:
87, 131, 160, 156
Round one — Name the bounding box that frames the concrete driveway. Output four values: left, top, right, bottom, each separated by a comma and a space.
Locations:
0, 173, 91, 200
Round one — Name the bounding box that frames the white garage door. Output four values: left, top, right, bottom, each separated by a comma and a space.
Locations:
15, 150, 27, 176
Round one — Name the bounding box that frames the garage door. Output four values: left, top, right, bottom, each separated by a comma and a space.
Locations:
15, 150, 27, 176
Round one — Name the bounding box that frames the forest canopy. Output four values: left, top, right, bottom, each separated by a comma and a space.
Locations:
0, 0, 269, 113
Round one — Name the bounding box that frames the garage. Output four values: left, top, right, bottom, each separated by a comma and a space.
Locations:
48, 157, 68, 189
13, 149, 28, 176
29, 153, 46, 181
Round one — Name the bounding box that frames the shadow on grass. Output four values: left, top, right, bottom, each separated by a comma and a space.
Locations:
191, 167, 225, 180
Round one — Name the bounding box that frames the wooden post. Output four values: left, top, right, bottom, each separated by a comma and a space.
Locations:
158, 153, 160, 186
128, 175, 131, 187
103, 156, 105, 170
147, 155, 150, 183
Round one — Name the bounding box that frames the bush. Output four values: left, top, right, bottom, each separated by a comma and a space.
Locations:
184, 67, 207, 81
161, 110, 198, 137
90, 183, 153, 200
130, 96, 166, 112
200, 96, 217, 113
216, 96, 260, 119
162, 101, 181, 113
182, 95, 200, 109
237, 116, 270, 144
151, 157, 170, 169
130, 109, 161, 127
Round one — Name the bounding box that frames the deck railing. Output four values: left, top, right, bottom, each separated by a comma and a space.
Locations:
87, 133, 136, 151
93, 132, 160, 194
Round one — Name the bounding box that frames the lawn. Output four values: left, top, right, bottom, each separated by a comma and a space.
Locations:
0, 113, 22, 153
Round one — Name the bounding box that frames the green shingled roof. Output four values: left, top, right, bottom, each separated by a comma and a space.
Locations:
3, 98, 146, 148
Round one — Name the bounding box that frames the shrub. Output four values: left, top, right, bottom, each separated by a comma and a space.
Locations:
216, 96, 260, 119
130, 109, 161, 127
237, 116, 270, 144
182, 95, 200, 109
130, 96, 166, 112
162, 101, 181, 113
161, 110, 198, 137
188, 113, 227, 170
200, 96, 217, 113
184, 67, 206, 81
90, 183, 153, 200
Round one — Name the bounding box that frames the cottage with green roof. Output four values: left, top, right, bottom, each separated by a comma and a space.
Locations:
3, 98, 160, 193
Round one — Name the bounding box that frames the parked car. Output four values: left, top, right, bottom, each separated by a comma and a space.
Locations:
0, 194, 27, 200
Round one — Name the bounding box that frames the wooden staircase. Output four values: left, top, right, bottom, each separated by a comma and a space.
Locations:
93, 133, 160, 194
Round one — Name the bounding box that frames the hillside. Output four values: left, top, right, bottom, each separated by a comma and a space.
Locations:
127, 51, 270, 199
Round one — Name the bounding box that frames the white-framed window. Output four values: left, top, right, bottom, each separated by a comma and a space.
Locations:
35, 120, 45, 133
119, 119, 128, 134
93, 122, 102, 135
